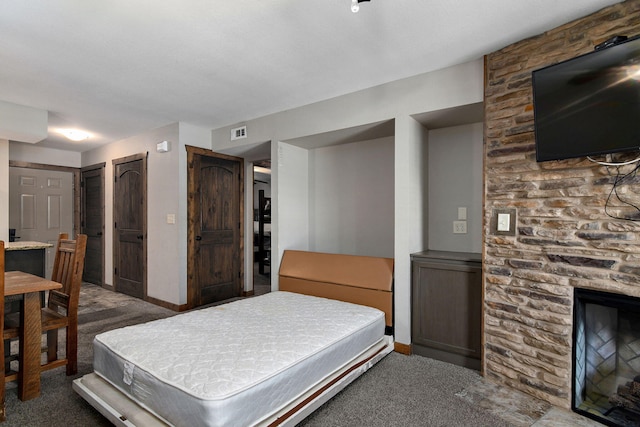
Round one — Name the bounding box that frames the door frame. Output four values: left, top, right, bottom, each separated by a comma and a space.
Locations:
81, 162, 106, 286
112, 153, 148, 299
9, 161, 81, 238
186, 145, 244, 308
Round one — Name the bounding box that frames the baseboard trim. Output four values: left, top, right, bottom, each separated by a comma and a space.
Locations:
412, 344, 480, 370
144, 295, 185, 312
394, 342, 411, 355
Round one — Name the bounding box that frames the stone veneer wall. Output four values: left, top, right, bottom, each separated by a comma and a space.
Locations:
483, 0, 640, 408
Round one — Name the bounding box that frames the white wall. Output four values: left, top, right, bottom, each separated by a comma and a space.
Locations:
309, 137, 394, 258
211, 59, 485, 345
394, 116, 429, 345
0, 101, 47, 143
428, 123, 483, 253
81, 123, 182, 304
274, 142, 310, 291
0, 140, 8, 242
10, 142, 81, 168
80, 122, 210, 305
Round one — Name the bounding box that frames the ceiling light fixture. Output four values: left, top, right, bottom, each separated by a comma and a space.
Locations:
351, 0, 370, 13
58, 128, 91, 141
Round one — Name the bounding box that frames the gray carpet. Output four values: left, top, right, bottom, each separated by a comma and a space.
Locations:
4, 285, 513, 426
298, 353, 513, 427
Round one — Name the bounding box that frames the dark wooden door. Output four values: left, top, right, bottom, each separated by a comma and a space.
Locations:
81, 165, 105, 285
113, 154, 147, 299
187, 147, 243, 307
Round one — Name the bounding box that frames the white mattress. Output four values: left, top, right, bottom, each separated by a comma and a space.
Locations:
93, 291, 385, 427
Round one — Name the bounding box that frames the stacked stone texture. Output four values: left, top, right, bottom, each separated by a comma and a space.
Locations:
483, 0, 640, 408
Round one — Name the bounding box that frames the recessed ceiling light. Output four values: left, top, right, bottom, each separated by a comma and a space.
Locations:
58, 128, 91, 141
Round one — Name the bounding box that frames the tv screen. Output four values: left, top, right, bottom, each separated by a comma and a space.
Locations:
532, 35, 640, 162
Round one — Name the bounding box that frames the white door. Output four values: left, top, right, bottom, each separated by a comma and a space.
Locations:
9, 167, 74, 278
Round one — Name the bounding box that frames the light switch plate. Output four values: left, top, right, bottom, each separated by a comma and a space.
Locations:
497, 213, 510, 231
458, 207, 467, 220
492, 208, 516, 236
166, 213, 176, 224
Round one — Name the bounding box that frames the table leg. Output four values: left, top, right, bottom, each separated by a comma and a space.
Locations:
18, 292, 42, 400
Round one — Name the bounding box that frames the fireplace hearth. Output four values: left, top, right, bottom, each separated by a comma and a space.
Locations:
573, 289, 640, 427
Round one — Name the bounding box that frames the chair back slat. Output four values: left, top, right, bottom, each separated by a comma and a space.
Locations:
49, 233, 87, 316
48, 290, 70, 311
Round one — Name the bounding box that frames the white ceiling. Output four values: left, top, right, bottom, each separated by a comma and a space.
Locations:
0, 0, 621, 152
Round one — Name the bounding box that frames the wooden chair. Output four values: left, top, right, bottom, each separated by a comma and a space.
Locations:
5, 233, 87, 377
43, 233, 87, 375
0, 240, 6, 422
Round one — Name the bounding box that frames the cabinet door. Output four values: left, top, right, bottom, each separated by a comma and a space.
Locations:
412, 261, 482, 359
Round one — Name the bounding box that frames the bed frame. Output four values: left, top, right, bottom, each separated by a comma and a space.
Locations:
279, 250, 394, 333
73, 250, 394, 426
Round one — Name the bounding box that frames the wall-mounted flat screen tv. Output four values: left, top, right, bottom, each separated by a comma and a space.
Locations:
532, 35, 640, 162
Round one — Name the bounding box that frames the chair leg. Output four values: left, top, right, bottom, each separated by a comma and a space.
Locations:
66, 323, 78, 376
47, 329, 58, 363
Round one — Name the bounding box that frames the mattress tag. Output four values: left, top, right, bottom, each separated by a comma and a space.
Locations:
123, 361, 135, 385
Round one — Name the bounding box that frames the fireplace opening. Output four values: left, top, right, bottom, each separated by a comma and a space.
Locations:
573, 288, 640, 427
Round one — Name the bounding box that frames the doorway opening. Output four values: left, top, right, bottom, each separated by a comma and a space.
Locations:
253, 160, 271, 296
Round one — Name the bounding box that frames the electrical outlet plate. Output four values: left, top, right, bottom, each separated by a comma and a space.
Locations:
453, 220, 467, 234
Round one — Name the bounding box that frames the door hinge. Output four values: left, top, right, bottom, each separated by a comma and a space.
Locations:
114, 268, 118, 276
114, 222, 117, 229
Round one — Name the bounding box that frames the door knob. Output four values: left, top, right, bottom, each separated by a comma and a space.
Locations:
137, 234, 143, 239
195, 236, 202, 241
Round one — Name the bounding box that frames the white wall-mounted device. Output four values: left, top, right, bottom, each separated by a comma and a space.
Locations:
231, 125, 247, 141
156, 140, 170, 153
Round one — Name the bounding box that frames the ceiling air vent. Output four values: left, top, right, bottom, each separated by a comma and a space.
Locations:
231, 126, 247, 141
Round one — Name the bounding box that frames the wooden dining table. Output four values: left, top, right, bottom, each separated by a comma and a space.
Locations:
4, 270, 62, 401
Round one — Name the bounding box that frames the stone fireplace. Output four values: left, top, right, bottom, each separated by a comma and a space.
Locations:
483, 0, 640, 421
573, 288, 640, 426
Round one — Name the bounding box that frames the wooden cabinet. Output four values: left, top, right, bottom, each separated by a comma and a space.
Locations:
411, 250, 482, 370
